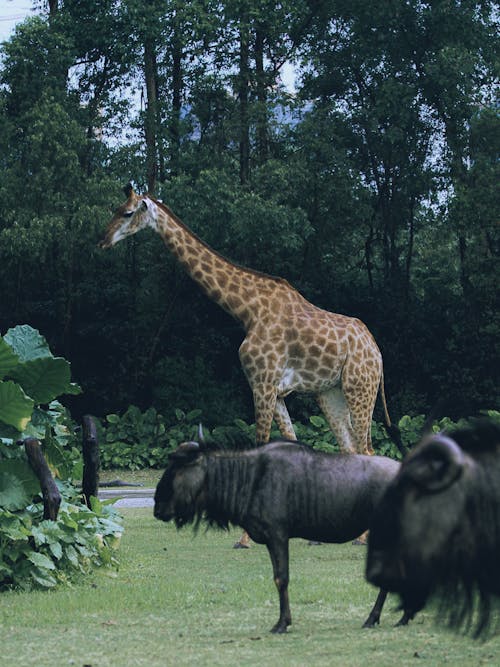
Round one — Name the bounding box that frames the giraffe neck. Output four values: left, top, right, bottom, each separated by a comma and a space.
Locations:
150, 198, 287, 329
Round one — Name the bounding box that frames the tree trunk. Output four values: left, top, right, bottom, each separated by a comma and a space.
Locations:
144, 35, 158, 193
48, 0, 59, 20
24, 438, 61, 521
238, 14, 250, 185
81, 415, 100, 508
169, 5, 183, 178
255, 26, 268, 165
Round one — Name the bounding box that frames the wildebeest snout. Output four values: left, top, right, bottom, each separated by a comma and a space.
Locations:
153, 501, 172, 522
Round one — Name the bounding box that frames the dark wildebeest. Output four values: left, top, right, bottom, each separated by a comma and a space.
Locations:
366, 419, 500, 637
154, 436, 408, 633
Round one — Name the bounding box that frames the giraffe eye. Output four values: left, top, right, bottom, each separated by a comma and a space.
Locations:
123, 211, 134, 218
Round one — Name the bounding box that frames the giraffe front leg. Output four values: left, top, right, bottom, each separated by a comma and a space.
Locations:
234, 383, 277, 549
253, 382, 278, 446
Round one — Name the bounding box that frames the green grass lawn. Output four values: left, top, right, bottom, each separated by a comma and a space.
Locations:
1, 508, 498, 666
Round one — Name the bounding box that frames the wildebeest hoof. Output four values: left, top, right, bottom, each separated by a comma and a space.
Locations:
395, 611, 413, 626
362, 618, 380, 628
352, 538, 366, 546
270, 623, 289, 634
233, 541, 250, 549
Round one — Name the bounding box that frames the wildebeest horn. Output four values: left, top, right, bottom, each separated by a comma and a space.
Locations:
406, 433, 466, 492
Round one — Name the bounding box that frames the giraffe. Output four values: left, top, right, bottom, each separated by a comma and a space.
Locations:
100, 185, 395, 543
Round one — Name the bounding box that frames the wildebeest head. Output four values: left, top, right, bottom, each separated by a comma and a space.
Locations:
154, 440, 207, 528
366, 432, 472, 614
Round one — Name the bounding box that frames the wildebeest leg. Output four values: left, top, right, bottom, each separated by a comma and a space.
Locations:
395, 609, 415, 626
267, 540, 291, 633
362, 589, 387, 627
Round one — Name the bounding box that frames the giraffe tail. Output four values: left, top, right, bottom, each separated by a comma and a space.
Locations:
379, 368, 392, 428
379, 369, 406, 456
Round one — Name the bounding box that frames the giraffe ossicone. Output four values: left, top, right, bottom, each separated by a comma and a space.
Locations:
100, 185, 394, 456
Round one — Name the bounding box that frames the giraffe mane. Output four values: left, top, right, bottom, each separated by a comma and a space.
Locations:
150, 197, 295, 289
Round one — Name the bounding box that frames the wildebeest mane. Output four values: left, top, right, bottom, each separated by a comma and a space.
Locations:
436, 453, 500, 639
201, 428, 258, 452
447, 418, 500, 456
202, 451, 268, 530
425, 421, 500, 638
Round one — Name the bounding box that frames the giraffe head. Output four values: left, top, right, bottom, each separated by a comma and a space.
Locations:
99, 184, 158, 248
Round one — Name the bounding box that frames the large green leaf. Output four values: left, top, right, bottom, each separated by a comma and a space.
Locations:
0, 460, 40, 511
4, 325, 52, 362
0, 380, 34, 431
27, 551, 56, 570
10, 357, 75, 404
0, 337, 20, 379
0, 472, 30, 511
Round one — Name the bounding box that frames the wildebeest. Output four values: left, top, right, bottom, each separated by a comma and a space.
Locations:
366, 419, 500, 637
154, 436, 407, 633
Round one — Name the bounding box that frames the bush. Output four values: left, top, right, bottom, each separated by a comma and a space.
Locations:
0, 484, 122, 590
99, 406, 203, 469
0, 325, 123, 590
99, 407, 500, 469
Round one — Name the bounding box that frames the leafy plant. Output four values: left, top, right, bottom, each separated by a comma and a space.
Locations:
100, 405, 500, 472
0, 325, 82, 507
0, 325, 123, 590
100, 406, 203, 469
0, 484, 122, 590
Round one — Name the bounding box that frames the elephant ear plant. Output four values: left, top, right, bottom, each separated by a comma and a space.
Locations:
0, 325, 123, 590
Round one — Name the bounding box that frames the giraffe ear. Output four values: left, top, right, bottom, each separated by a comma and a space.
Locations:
123, 183, 134, 198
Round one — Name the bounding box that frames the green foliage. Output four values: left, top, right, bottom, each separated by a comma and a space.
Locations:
0, 325, 82, 503
100, 405, 203, 470
100, 408, 500, 470
0, 325, 122, 590
0, 3, 498, 431
0, 483, 122, 591
151, 354, 250, 426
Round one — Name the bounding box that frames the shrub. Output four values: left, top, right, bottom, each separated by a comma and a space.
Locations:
0, 485, 122, 590
0, 325, 123, 590
99, 407, 500, 469
99, 406, 203, 469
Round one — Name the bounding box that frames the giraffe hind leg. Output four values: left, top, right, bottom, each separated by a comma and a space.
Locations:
316, 388, 358, 454
342, 375, 379, 455
274, 398, 297, 441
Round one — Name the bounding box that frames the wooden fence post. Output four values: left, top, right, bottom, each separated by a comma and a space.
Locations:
82, 415, 100, 508
23, 438, 61, 521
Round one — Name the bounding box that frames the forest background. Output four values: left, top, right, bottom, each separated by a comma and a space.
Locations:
0, 0, 498, 432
